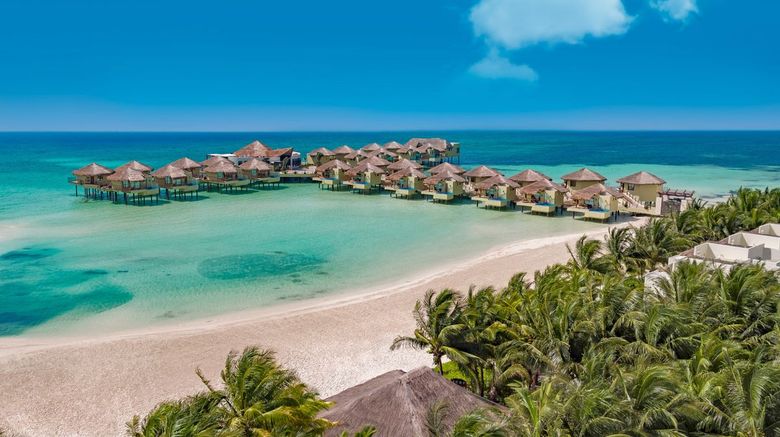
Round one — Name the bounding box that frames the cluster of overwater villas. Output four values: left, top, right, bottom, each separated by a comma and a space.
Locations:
313, 154, 692, 221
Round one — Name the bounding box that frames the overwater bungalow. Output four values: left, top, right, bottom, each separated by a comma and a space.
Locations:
617, 171, 666, 204
516, 179, 567, 215
70, 163, 114, 197
116, 160, 153, 174
509, 169, 551, 187
106, 166, 160, 204
471, 174, 519, 209
421, 170, 466, 203
405, 138, 458, 165
200, 155, 232, 167
306, 147, 335, 166
429, 162, 465, 175
561, 168, 606, 190
361, 143, 382, 153
567, 183, 624, 222
151, 164, 198, 200
343, 149, 371, 165
315, 159, 352, 191
201, 159, 250, 191
382, 141, 403, 152
239, 158, 278, 187
386, 158, 422, 172
385, 167, 426, 199
345, 162, 385, 194
363, 155, 392, 169
332, 145, 356, 161
463, 165, 500, 186
372, 148, 399, 162
233, 140, 297, 170
170, 157, 203, 178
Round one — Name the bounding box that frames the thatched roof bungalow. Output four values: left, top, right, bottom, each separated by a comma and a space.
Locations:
516, 178, 568, 215
306, 147, 335, 166
561, 168, 606, 190
463, 165, 500, 185
429, 162, 465, 175
422, 170, 466, 203
346, 162, 385, 193
568, 183, 624, 222
72, 163, 114, 186
320, 367, 500, 437
170, 157, 203, 178
617, 171, 666, 203
116, 160, 153, 174
386, 167, 426, 198
152, 164, 198, 197
315, 159, 352, 190
239, 158, 274, 181
386, 158, 422, 172
509, 169, 551, 187
473, 175, 519, 208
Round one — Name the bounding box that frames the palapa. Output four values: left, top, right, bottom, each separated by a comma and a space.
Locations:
200, 155, 231, 167
73, 163, 114, 177
463, 165, 500, 178
429, 162, 465, 175
116, 160, 153, 173
204, 160, 238, 174
361, 143, 382, 152
170, 157, 202, 170
424, 170, 466, 185
316, 159, 351, 173
307, 147, 335, 157
107, 166, 147, 182
518, 178, 568, 195
151, 164, 187, 179
386, 159, 421, 171
474, 174, 519, 190
571, 183, 624, 201
332, 145, 355, 155
382, 141, 403, 151
387, 167, 425, 181
617, 171, 666, 185
347, 162, 385, 176
234, 140, 271, 157
509, 169, 551, 183
561, 167, 607, 182
239, 158, 273, 171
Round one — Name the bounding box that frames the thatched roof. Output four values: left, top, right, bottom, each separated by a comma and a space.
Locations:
364, 156, 391, 167
308, 147, 334, 157
116, 160, 153, 172
316, 159, 352, 172
332, 145, 356, 155
518, 178, 568, 195
387, 167, 425, 181
361, 143, 382, 152
234, 140, 271, 157
151, 164, 187, 179
347, 162, 385, 176
571, 183, 624, 201
509, 169, 551, 183
204, 160, 238, 174
475, 174, 519, 190
239, 158, 273, 171
429, 162, 465, 175
170, 157, 202, 170
321, 367, 500, 437
561, 168, 606, 182
463, 165, 500, 178
616, 171, 666, 185
405, 138, 450, 151
387, 159, 422, 171
200, 156, 231, 167
107, 166, 147, 182
73, 163, 114, 177
382, 141, 403, 151
424, 170, 466, 184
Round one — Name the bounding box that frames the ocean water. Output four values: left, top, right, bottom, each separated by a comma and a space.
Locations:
1, 131, 778, 337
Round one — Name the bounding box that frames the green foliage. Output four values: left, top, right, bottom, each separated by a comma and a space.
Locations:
394, 187, 780, 436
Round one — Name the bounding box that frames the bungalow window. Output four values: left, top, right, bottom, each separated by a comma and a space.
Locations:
570, 181, 577, 187
627, 183, 636, 191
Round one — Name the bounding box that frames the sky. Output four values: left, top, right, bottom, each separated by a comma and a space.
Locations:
0, 0, 778, 131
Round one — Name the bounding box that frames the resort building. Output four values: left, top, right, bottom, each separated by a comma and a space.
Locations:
758, 223, 780, 237
343, 149, 372, 166
617, 171, 666, 203
70, 163, 114, 197
170, 157, 203, 178
314, 159, 352, 191
404, 138, 460, 165
429, 162, 465, 175
382, 141, 403, 152
385, 167, 426, 199
567, 183, 624, 222
320, 367, 499, 437
669, 229, 780, 272
509, 169, 552, 187
331, 145, 356, 161
363, 155, 392, 169
106, 166, 160, 204
421, 170, 466, 203
345, 162, 385, 194
471, 174, 519, 209
233, 140, 298, 170
561, 168, 607, 190
463, 165, 500, 186
200, 155, 233, 167
239, 158, 277, 186
200, 159, 251, 191
516, 178, 568, 215
361, 143, 382, 153
386, 158, 422, 172
306, 147, 335, 166
116, 160, 153, 174
151, 164, 199, 199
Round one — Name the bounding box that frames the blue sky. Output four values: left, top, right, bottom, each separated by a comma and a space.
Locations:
0, 0, 778, 130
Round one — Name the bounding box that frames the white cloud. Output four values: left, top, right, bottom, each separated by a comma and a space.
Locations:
470, 0, 633, 49
469, 50, 538, 81
651, 0, 698, 21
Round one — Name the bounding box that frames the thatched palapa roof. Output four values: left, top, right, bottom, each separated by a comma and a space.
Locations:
382, 141, 403, 151
347, 162, 385, 176
617, 171, 666, 185
571, 183, 624, 201
170, 157, 202, 170
73, 163, 114, 177
463, 165, 500, 178
561, 168, 606, 182
308, 147, 334, 157
387, 159, 422, 171
204, 160, 238, 174
116, 160, 153, 173
509, 169, 551, 183
405, 138, 450, 151
361, 143, 382, 152
321, 367, 501, 437
316, 159, 351, 173
475, 174, 519, 190
107, 166, 147, 182
332, 145, 355, 155
364, 156, 391, 167
518, 178, 568, 195
424, 170, 466, 185
200, 156, 231, 167
429, 162, 465, 175
151, 164, 187, 179
387, 167, 425, 181
239, 158, 273, 171
234, 140, 271, 157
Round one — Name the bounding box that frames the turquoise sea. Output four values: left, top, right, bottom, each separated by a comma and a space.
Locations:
1, 131, 779, 337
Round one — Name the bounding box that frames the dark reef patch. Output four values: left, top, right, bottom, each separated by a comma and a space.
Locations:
197, 252, 326, 281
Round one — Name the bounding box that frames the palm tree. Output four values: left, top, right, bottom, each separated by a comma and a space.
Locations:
566, 236, 612, 274
391, 289, 463, 375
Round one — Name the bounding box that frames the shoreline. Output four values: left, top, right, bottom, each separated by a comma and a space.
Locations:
0, 218, 644, 436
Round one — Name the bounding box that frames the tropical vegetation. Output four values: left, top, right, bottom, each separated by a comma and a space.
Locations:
392, 187, 780, 436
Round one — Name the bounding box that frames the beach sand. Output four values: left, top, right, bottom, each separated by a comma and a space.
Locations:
0, 219, 642, 436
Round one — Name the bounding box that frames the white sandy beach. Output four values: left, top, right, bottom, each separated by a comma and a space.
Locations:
0, 219, 642, 436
